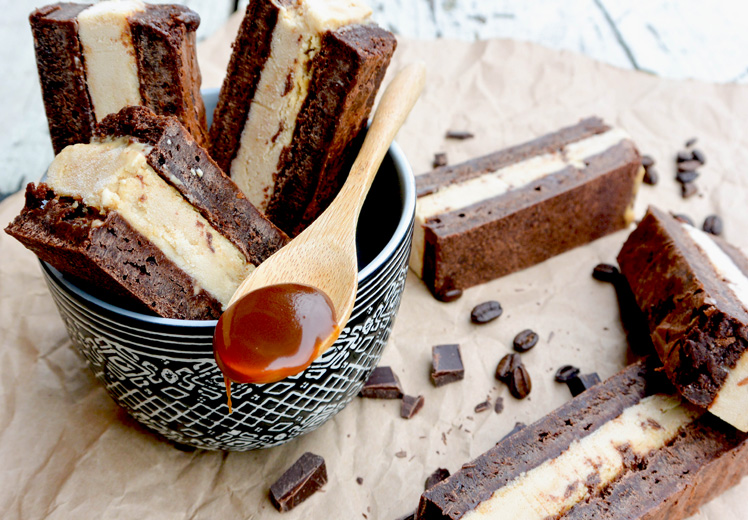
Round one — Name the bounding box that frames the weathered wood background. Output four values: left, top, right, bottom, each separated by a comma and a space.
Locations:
2, 0, 746, 197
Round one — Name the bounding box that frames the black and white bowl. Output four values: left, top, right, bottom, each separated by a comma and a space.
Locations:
40, 90, 415, 451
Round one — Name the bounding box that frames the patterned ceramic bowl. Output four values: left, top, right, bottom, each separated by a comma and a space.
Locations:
40, 90, 415, 451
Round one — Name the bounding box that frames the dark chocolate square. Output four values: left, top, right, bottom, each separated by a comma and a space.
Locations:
431, 344, 464, 387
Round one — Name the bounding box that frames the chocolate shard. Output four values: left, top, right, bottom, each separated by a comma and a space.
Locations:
401, 394, 425, 419
417, 358, 748, 519
269, 452, 327, 512
566, 372, 601, 397
359, 366, 404, 399
431, 344, 465, 387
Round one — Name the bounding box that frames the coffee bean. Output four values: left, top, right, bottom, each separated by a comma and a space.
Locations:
677, 160, 702, 173
433, 152, 448, 168
471, 300, 503, 324
681, 182, 698, 199
692, 148, 706, 165
445, 130, 474, 140
676, 150, 694, 163
685, 137, 698, 148
592, 263, 620, 283
676, 170, 699, 184
703, 215, 723, 236
435, 287, 463, 302
641, 155, 655, 168
643, 167, 659, 185
673, 213, 694, 226
555, 365, 581, 383
495, 353, 521, 381
513, 329, 539, 352
508, 365, 532, 399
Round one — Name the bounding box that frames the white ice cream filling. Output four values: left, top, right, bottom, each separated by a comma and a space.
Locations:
77, 0, 145, 122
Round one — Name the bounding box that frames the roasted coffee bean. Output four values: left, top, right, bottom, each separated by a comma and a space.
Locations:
643, 167, 659, 185
672, 213, 694, 226
508, 365, 532, 399
676, 150, 694, 163
685, 137, 698, 148
471, 300, 503, 324
676, 170, 700, 184
703, 215, 724, 236
641, 155, 655, 168
681, 182, 698, 198
692, 148, 706, 165
513, 329, 539, 352
435, 287, 463, 302
555, 364, 581, 382
433, 152, 448, 168
677, 160, 702, 173
445, 130, 474, 140
592, 263, 620, 283
495, 353, 521, 381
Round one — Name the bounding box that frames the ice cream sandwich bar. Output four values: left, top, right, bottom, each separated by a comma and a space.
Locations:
208, 0, 396, 236
5, 106, 287, 320
411, 117, 644, 300
30, 1, 207, 154
618, 206, 748, 432
417, 357, 748, 519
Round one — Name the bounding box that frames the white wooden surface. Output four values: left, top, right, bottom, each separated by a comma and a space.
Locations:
1, 0, 747, 197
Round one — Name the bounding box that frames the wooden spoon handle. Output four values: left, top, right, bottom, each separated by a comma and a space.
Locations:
334, 62, 427, 210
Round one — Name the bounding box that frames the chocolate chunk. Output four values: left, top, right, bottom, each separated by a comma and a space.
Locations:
677, 160, 702, 173
470, 300, 503, 324
555, 364, 581, 383
676, 169, 700, 184
685, 137, 698, 148
566, 372, 601, 397
643, 167, 659, 185
425, 468, 451, 490
692, 148, 706, 164
494, 396, 504, 414
499, 422, 527, 442
356, 477, 364, 485
474, 400, 491, 413
401, 394, 425, 419
592, 263, 620, 283
681, 182, 698, 198
676, 150, 694, 163
269, 452, 327, 512
508, 365, 532, 399
359, 366, 404, 399
431, 344, 465, 386
641, 154, 655, 168
673, 213, 695, 226
702, 215, 723, 236
495, 353, 521, 382
435, 287, 463, 302
513, 329, 539, 352
433, 152, 448, 168
445, 130, 474, 140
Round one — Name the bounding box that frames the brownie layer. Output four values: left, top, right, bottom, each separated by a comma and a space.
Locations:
30, 3, 95, 155
417, 358, 748, 519
618, 206, 748, 430
6, 184, 223, 319
412, 118, 643, 299
209, 0, 396, 236
29, 1, 206, 154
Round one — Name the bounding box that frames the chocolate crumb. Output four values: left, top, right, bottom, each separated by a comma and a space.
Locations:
356, 477, 364, 485
494, 397, 504, 414
474, 400, 491, 413
445, 130, 474, 140
685, 137, 698, 148
395, 450, 407, 458
433, 152, 448, 168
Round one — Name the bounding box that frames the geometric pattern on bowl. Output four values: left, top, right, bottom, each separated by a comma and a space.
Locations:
41, 220, 412, 451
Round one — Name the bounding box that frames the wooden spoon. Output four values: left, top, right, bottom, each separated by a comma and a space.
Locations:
213, 62, 427, 386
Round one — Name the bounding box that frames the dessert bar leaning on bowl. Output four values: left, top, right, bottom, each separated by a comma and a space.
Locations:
418, 357, 748, 519
209, 0, 397, 236
411, 117, 644, 300
30, 0, 207, 154
5, 106, 288, 320
618, 206, 748, 432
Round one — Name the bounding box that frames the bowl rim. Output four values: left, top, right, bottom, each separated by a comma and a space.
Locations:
42, 141, 415, 328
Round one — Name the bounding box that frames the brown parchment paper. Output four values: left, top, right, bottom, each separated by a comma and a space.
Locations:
2, 13, 748, 520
